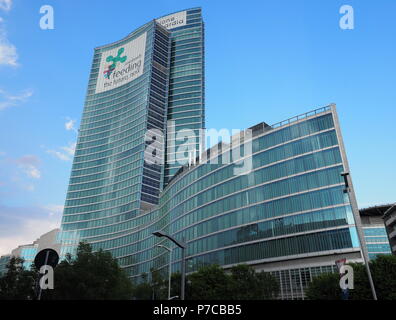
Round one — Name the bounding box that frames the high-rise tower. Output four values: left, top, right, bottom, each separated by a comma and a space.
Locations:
59, 8, 205, 259
156, 9, 205, 185
59, 9, 365, 300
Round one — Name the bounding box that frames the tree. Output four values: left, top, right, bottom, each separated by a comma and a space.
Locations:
370, 254, 396, 300
169, 264, 279, 300
306, 255, 396, 300
150, 268, 167, 300
228, 264, 279, 299
305, 272, 342, 300
132, 273, 154, 300
43, 242, 134, 300
170, 271, 183, 299
254, 269, 280, 299
188, 264, 231, 300
0, 257, 37, 300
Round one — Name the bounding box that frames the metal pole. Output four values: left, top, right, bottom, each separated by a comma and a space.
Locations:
37, 250, 49, 300
168, 248, 172, 300
156, 244, 172, 300
181, 245, 185, 300
331, 105, 377, 300
343, 173, 377, 300
152, 232, 187, 300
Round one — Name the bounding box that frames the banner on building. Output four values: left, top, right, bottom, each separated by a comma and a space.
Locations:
95, 32, 147, 94
156, 11, 187, 30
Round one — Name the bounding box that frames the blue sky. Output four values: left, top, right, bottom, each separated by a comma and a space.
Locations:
0, 0, 395, 255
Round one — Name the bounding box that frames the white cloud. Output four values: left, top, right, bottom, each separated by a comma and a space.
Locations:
43, 204, 64, 217
47, 149, 71, 161
0, 0, 12, 12
0, 203, 62, 256
0, 7, 18, 67
0, 88, 33, 111
65, 118, 78, 133
47, 142, 76, 162
61, 141, 76, 156
0, 41, 17, 66
0, 154, 42, 195
15, 155, 41, 179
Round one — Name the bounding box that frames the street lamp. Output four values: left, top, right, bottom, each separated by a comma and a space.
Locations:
156, 244, 172, 300
341, 172, 377, 300
152, 231, 187, 300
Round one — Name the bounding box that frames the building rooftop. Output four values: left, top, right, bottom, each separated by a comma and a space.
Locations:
168, 104, 333, 186
360, 204, 396, 217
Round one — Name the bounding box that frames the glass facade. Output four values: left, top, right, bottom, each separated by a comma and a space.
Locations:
139, 107, 361, 284
58, 8, 363, 300
359, 205, 393, 260
0, 255, 10, 276
363, 227, 392, 260
19, 247, 38, 269
60, 9, 205, 258
60, 19, 172, 256
162, 8, 205, 185
271, 265, 338, 300
61, 105, 363, 300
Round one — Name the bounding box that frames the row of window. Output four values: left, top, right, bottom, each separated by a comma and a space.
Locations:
186, 228, 355, 273
161, 113, 335, 201
169, 186, 349, 241
161, 130, 339, 212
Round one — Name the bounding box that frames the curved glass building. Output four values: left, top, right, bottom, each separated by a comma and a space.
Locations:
60, 8, 205, 255
59, 8, 365, 299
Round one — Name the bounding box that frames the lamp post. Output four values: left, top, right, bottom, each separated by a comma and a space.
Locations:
341, 172, 377, 300
153, 231, 187, 300
156, 244, 172, 300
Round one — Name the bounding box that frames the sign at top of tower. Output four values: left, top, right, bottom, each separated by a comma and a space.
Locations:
95, 32, 147, 94
156, 11, 187, 30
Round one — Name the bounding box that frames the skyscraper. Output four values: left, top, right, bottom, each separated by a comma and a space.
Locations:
59, 8, 366, 299
59, 8, 205, 260
156, 9, 205, 185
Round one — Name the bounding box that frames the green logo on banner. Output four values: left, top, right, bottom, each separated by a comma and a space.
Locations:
103, 47, 127, 79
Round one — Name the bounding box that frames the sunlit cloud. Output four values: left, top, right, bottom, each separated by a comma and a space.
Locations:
14, 155, 41, 179
0, 203, 62, 256
46, 141, 76, 162
0, 0, 12, 12
61, 141, 76, 156
47, 149, 71, 161
65, 117, 78, 133
0, 3, 18, 67
0, 88, 33, 111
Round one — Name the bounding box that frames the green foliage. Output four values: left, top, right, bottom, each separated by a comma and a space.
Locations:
188, 264, 231, 300
229, 264, 279, 300
347, 262, 371, 300
0, 257, 37, 300
132, 263, 279, 300
305, 272, 342, 300
132, 273, 154, 300
306, 255, 396, 300
187, 264, 279, 300
370, 255, 396, 300
0, 242, 134, 300
43, 242, 134, 300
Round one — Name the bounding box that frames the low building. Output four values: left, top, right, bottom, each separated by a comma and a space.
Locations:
0, 229, 61, 273
359, 205, 393, 260
382, 204, 396, 254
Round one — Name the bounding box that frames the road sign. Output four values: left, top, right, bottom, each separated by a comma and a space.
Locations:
34, 248, 59, 269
